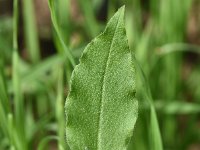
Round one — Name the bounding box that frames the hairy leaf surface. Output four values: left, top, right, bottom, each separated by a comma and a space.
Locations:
65, 6, 138, 150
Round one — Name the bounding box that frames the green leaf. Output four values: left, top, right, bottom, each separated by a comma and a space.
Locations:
65, 6, 138, 150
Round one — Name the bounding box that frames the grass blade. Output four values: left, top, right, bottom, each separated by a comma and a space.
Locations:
22, 0, 40, 63
77, 0, 100, 37
133, 57, 163, 150
48, 0, 76, 67
56, 67, 67, 149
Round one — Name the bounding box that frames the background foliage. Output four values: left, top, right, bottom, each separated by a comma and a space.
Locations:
0, 0, 200, 149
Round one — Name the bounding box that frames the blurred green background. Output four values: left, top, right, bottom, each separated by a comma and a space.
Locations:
0, 0, 200, 149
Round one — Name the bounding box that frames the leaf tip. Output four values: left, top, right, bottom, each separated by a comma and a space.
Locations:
118, 5, 125, 14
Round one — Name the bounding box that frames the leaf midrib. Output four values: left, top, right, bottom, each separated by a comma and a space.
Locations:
96, 13, 121, 150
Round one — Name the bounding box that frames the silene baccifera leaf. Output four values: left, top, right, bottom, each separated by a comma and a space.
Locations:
65, 6, 138, 150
